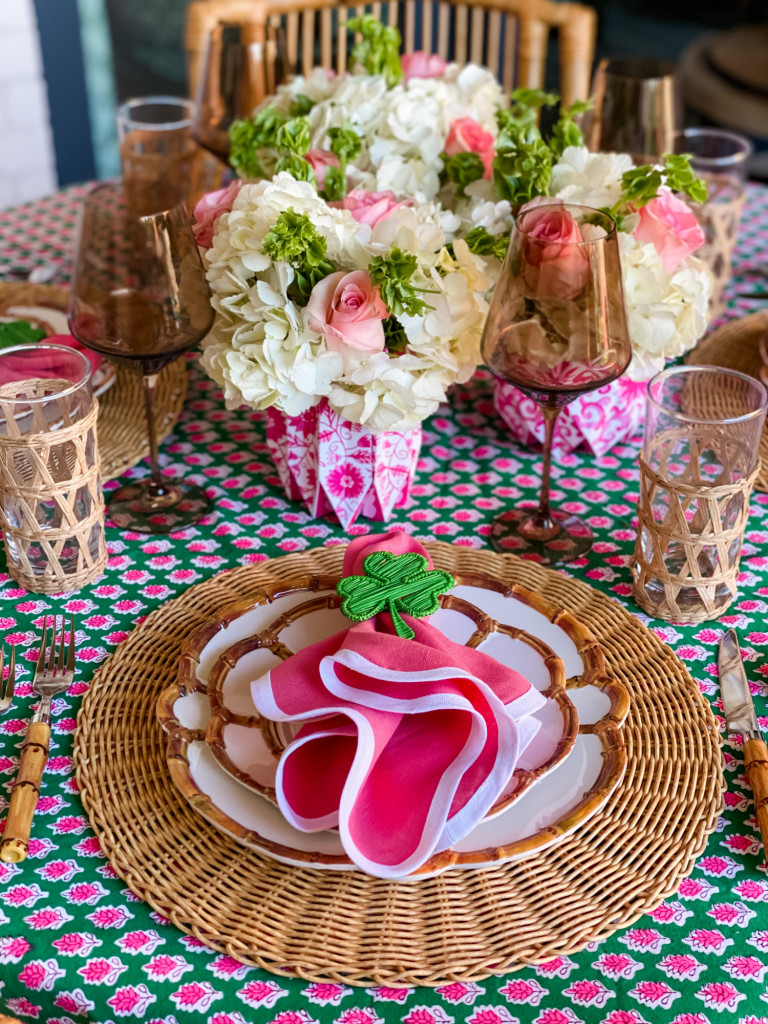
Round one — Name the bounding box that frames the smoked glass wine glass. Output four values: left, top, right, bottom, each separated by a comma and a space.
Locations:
68, 182, 215, 534
482, 202, 632, 564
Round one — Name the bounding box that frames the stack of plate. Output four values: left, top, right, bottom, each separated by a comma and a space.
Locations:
158, 572, 629, 879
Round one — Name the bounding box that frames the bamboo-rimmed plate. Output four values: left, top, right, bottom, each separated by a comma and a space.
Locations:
203, 583, 576, 819
157, 572, 629, 878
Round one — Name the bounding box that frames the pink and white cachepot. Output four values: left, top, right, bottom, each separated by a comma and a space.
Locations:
494, 376, 648, 457
266, 400, 421, 529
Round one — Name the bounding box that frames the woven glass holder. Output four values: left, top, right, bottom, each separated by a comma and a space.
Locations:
696, 180, 746, 322
632, 436, 758, 623
632, 365, 767, 624
0, 380, 107, 594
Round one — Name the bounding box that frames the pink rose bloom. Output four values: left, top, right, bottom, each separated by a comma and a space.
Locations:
445, 117, 495, 179
306, 270, 388, 353
341, 190, 410, 227
305, 150, 340, 189
517, 202, 589, 300
401, 51, 448, 81
192, 180, 241, 248
633, 191, 705, 273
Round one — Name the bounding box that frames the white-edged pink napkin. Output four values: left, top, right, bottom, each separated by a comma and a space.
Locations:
250, 532, 545, 877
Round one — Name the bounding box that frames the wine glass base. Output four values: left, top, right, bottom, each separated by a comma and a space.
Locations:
489, 508, 593, 565
107, 480, 211, 534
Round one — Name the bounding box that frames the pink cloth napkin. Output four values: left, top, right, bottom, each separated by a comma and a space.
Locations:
250, 531, 545, 878
0, 334, 103, 385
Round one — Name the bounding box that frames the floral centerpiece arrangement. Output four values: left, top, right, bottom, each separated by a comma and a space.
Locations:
214, 19, 712, 455
194, 172, 490, 526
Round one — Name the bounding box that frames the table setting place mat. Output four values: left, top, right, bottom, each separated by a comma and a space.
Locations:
0, 282, 187, 481
73, 542, 723, 987
686, 310, 768, 493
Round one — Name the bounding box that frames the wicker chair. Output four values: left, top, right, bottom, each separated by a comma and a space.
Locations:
185, 0, 596, 110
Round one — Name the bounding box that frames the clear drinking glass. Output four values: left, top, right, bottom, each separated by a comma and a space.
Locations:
585, 58, 680, 159
0, 344, 106, 593
68, 183, 214, 534
632, 366, 767, 623
482, 203, 632, 564
117, 96, 197, 216
676, 127, 753, 185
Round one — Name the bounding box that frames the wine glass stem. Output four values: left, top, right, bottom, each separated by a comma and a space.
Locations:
535, 404, 560, 530
141, 373, 166, 498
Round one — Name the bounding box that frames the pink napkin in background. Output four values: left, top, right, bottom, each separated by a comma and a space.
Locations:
250, 531, 545, 878
0, 334, 103, 386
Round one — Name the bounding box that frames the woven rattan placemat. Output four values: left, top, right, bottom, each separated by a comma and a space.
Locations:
0, 283, 187, 481
686, 310, 768, 492
74, 544, 723, 986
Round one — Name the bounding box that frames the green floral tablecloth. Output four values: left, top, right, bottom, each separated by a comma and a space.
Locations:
1, 184, 768, 1024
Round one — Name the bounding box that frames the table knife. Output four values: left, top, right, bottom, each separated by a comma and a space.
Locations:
719, 629, 768, 861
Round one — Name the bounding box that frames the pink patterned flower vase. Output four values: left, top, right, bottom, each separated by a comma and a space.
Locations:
266, 401, 422, 529
493, 375, 648, 457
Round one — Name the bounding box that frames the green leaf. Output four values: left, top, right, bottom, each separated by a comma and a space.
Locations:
463, 226, 510, 261
550, 98, 592, 157
368, 248, 430, 318
327, 125, 362, 164
0, 320, 47, 350
275, 116, 312, 157
336, 551, 455, 639
382, 314, 409, 355
440, 151, 485, 198
346, 15, 403, 88
229, 106, 289, 179
277, 156, 314, 186
321, 163, 347, 202
275, 153, 317, 184
662, 153, 708, 204
492, 135, 553, 205
619, 165, 664, 209
496, 87, 558, 146
289, 94, 315, 117
261, 208, 336, 304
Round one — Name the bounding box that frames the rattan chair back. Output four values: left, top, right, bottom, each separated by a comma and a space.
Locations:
185, 0, 596, 109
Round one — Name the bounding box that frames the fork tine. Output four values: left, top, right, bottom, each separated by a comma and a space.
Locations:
0, 647, 4, 696
35, 617, 48, 680
6, 646, 15, 703
57, 616, 66, 675
47, 615, 58, 676
67, 615, 75, 676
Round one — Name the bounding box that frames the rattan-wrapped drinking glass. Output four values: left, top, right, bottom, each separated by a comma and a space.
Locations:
632, 366, 767, 623
676, 128, 752, 322
0, 344, 107, 594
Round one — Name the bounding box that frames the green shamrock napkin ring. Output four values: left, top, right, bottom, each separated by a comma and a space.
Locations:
336, 551, 455, 640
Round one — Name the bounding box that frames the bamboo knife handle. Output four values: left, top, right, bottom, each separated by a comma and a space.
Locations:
744, 737, 768, 865
0, 720, 50, 864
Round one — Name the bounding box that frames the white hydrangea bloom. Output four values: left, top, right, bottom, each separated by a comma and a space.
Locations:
254, 63, 505, 204
618, 232, 711, 379
199, 172, 488, 430
550, 146, 634, 211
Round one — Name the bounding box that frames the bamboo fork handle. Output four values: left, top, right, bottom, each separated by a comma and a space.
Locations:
0, 721, 50, 864
744, 737, 768, 865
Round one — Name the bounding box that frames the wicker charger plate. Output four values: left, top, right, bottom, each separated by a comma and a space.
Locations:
74, 543, 723, 987
686, 310, 768, 492
0, 283, 187, 481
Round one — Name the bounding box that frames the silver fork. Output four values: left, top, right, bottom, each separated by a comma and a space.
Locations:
0, 645, 15, 715
0, 616, 75, 864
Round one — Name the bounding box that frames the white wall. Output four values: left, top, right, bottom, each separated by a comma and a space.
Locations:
0, 0, 57, 209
